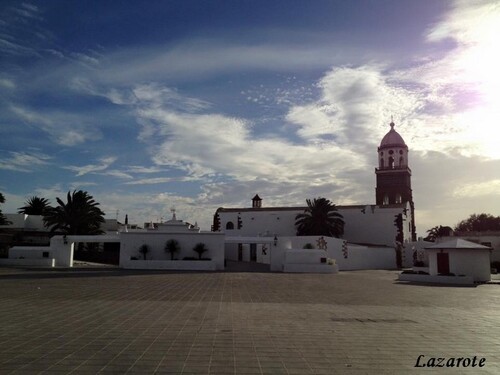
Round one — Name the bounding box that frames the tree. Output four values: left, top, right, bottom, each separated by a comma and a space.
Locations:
138, 244, 150, 260
193, 243, 208, 259
18, 196, 51, 215
424, 225, 453, 242
0, 192, 11, 225
295, 197, 345, 237
164, 239, 180, 260
43, 190, 105, 235
454, 214, 500, 233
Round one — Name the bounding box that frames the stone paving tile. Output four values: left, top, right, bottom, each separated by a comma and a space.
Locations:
0, 268, 500, 374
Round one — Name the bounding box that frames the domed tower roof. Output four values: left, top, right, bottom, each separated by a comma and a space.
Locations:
379, 121, 407, 149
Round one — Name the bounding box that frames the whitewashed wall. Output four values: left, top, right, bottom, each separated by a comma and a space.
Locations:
271, 236, 396, 271
339, 203, 413, 246
119, 231, 225, 270
427, 249, 491, 282
9, 246, 53, 259
217, 202, 413, 247
283, 249, 337, 273
334, 244, 396, 270
0, 214, 46, 230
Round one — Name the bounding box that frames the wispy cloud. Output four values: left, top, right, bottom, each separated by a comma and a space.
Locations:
453, 179, 500, 198
9, 105, 102, 146
99, 170, 133, 179
64, 157, 117, 177
126, 166, 164, 174
125, 176, 199, 185
0, 151, 51, 172
0, 78, 15, 89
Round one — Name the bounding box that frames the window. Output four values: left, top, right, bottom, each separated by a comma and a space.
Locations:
388, 156, 394, 168
226, 221, 234, 230
399, 156, 404, 166
395, 194, 402, 204
383, 194, 389, 205
380, 158, 385, 168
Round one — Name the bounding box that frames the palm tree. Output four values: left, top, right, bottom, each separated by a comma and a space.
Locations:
193, 243, 208, 259
18, 196, 51, 215
0, 192, 10, 225
138, 244, 150, 260
165, 239, 180, 260
424, 225, 453, 242
295, 197, 344, 238
43, 190, 105, 235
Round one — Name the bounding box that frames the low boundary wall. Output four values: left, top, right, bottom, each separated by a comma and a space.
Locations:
121, 260, 217, 271
0, 258, 55, 267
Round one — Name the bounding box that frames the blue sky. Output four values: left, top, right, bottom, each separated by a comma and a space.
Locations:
1, 0, 500, 233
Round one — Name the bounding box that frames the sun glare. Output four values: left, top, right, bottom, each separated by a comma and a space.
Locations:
453, 6, 500, 159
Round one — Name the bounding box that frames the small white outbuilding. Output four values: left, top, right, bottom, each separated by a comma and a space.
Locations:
426, 239, 492, 282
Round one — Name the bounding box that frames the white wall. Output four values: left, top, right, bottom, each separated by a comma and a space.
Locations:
283, 249, 336, 273
119, 231, 225, 270
216, 202, 413, 247
335, 244, 397, 270
0, 258, 55, 267
270, 236, 396, 271
8, 237, 74, 267
123, 260, 216, 271
427, 249, 491, 282
0, 214, 47, 230
339, 203, 413, 246
9, 246, 53, 259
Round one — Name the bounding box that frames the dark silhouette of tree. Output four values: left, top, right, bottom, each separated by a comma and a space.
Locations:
138, 244, 150, 260
424, 225, 454, 242
193, 243, 208, 259
165, 239, 180, 260
0, 192, 11, 225
18, 196, 51, 215
43, 190, 105, 235
295, 197, 344, 237
454, 214, 500, 232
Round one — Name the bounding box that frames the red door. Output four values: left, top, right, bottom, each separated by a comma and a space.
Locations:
437, 253, 449, 274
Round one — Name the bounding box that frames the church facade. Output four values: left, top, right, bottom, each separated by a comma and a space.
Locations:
212, 121, 417, 255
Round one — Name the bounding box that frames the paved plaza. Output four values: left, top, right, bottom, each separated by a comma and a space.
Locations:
0, 266, 500, 374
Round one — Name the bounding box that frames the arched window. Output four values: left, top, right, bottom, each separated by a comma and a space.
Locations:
399, 156, 404, 166
395, 193, 402, 204
383, 194, 389, 205
226, 221, 234, 230
388, 156, 394, 169
380, 158, 385, 168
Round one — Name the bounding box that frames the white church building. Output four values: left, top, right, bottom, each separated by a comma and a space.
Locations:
212, 121, 418, 264
1, 121, 427, 272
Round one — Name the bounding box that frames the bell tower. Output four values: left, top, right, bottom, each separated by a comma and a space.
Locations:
375, 120, 416, 240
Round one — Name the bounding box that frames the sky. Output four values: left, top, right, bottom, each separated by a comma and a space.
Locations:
1, 0, 500, 234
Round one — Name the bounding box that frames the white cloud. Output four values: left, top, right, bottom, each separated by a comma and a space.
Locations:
142, 108, 364, 184
125, 176, 199, 185
0, 78, 16, 89
453, 179, 500, 198
0, 151, 51, 172
99, 170, 133, 179
285, 66, 423, 150
64, 157, 117, 177
126, 166, 164, 174
9, 105, 102, 146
